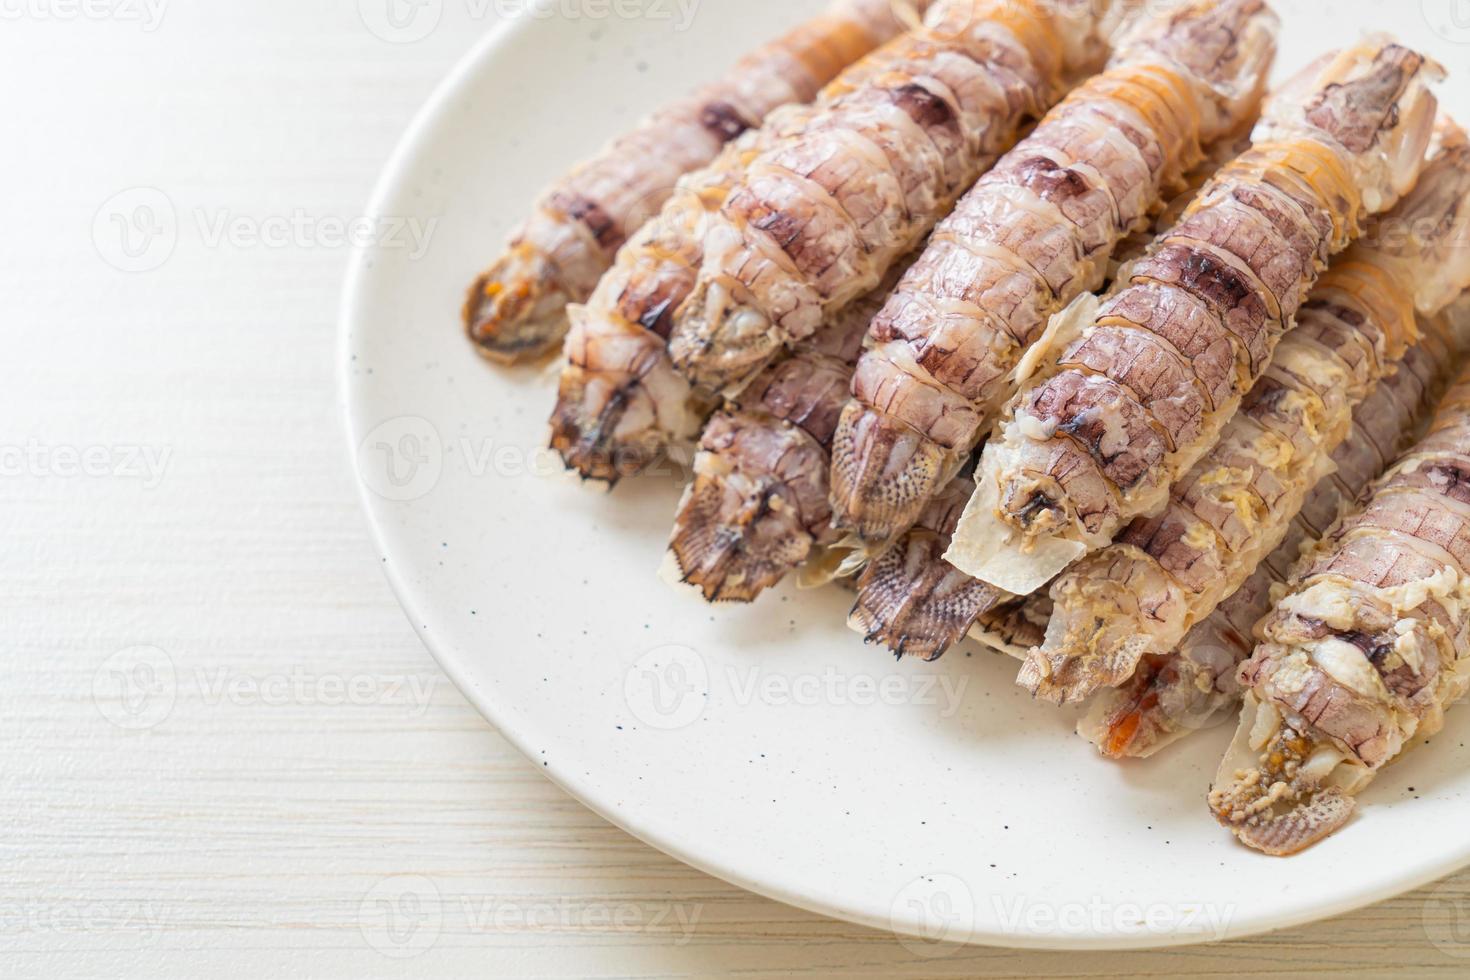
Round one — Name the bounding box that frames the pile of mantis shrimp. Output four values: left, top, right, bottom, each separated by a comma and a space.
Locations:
461, 0, 1470, 856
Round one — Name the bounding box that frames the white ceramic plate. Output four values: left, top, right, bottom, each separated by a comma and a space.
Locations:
342, 0, 1470, 951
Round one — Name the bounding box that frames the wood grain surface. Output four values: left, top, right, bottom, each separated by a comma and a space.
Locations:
5, 2, 1470, 975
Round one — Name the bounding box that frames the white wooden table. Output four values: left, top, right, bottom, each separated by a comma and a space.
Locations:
6, 2, 1470, 975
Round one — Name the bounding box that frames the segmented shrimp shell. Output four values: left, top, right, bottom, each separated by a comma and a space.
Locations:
552, 0, 1127, 482
665, 269, 901, 601
828, 0, 1277, 546
1082, 308, 1459, 759
1211, 353, 1470, 855
847, 121, 1267, 661
664, 0, 1132, 397
1023, 135, 1470, 705
465, 0, 916, 363
952, 39, 1443, 596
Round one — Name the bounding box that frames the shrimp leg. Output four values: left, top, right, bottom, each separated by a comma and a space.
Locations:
849, 473, 1013, 659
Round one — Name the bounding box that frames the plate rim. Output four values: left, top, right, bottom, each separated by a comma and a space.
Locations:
337, 7, 1470, 952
